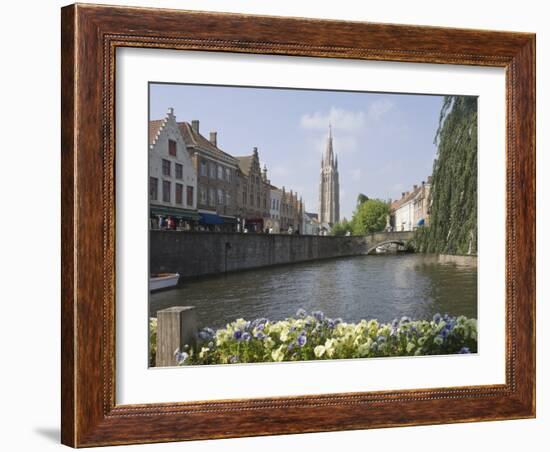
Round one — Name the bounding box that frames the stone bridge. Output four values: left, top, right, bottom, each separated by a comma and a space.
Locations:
364, 231, 415, 254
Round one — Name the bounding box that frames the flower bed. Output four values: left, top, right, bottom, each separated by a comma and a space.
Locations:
150, 310, 477, 366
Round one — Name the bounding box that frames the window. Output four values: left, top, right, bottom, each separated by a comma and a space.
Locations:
217, 189, 224, 205
175, 183, 183, 204
209, 188, 215, 206
162, 180, 171, 202
217, 166, 223, 180
200, 160, 207, 177
263, 197, 267, 209
200, 187, 207, 204
168, 139, 177, 156
162, 159, 171, 177
242, 190, 247, 206
209, 163, 216, 179
149, 177, 158, 201
225, 168, 231, 182
187, 186, 194, 206
225, 192, 231, 207
175, 163, 183, 179
257, 195, 260, 208
249, 193, 254, 206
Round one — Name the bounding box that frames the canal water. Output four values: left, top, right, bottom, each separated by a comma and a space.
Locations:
149, 254, 477, 329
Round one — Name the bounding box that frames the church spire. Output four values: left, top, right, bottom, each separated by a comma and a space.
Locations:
318, 123, 340, 227
324, 123, 334, 165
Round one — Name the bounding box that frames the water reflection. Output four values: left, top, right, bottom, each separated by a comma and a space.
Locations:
150, 254, 477, 329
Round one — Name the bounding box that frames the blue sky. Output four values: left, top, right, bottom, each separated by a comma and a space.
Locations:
150, 83, 444, 220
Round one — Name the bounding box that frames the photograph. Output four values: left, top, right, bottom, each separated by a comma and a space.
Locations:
147, 83, 478, 367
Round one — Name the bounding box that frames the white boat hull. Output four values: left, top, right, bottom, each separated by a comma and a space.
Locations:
150, 273, 180, 291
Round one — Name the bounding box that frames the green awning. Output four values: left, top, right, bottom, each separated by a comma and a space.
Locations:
150, 205, 200, 221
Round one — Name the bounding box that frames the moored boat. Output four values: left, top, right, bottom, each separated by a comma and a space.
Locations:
150, 273, 180, 291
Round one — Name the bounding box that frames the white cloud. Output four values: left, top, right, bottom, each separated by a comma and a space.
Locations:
367, 98, 394, 120
300, 100, 394, 133
300, 107, 366, 131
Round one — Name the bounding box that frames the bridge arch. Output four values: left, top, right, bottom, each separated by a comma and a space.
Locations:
366, 240, 406, 254
363, 231, 414, 255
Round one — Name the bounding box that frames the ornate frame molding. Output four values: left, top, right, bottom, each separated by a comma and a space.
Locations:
61, 4, 535, 447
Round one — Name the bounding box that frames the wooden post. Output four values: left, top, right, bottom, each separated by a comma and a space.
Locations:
156, 306, 197, 367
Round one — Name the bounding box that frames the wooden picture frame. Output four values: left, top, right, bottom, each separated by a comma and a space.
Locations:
61, 3, 535, 447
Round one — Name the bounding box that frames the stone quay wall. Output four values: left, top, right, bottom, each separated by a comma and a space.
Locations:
150, 231, 368, 280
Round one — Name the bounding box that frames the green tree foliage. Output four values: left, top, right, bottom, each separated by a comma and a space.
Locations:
352, 199, 389, 235
356, 193, 369, 207
330, 218, 353, 236
415, 96, 478, 255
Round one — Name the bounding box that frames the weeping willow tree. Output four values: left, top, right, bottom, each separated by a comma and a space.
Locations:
415, 96, 478, 255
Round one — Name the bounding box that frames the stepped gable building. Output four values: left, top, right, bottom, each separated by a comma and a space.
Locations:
178, 119, 240, 231
148, 108, 199, 229
318, 125, 340, 226
279, 186, 304, 233
235, 147, 271, 232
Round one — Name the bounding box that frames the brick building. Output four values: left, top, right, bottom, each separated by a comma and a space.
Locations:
235, 147, 271, 232
178, 120, 240, 231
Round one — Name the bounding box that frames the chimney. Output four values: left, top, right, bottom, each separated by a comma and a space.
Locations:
413, 184, 418, 190
209, 131, 217, 147
402, 192, 406, 198
422, 180, 425, 186
191, 120, 199, 133
253, 146, 258, 155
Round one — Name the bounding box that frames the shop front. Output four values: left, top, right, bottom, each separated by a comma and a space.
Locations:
244, 218, 264, 233
150, 205, 200, 230
198, 212, 238, 232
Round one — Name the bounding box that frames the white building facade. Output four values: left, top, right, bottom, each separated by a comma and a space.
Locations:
303, 212, 320, 235
390, 178, 432, 232
393, 197, 415, 231
265, 187, 282, 233
149, 108, 198, 228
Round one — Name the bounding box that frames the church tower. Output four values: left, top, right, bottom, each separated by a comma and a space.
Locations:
319, 125, 340, 226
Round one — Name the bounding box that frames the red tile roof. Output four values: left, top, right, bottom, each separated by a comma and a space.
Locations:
390, 186, 422, 211
148, 119, 164, 146
235, 155, 254, 176
177, 122, 237, 162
